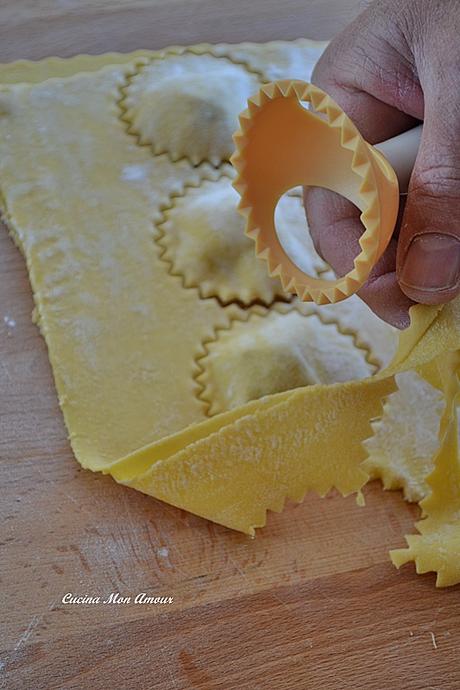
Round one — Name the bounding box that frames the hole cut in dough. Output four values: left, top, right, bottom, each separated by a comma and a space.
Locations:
196, 307, 376, 415
123, 53, 260, 165
158, 176, 326, 305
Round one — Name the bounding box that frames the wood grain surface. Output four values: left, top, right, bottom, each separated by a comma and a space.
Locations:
1, 2, 460, 689
0, 0, 363, 62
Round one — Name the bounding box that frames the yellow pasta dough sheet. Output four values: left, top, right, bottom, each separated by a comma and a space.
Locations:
1, 40, 460, 587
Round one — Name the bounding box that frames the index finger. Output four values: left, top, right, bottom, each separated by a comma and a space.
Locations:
303, 186, 413, 328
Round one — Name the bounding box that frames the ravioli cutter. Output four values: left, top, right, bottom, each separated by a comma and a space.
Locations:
231, 80, 422, 304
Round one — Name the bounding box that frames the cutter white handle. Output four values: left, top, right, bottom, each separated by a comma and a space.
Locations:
375, 124, 422, 194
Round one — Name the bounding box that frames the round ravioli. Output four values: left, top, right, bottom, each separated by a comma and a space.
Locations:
158, 177, 326, 304
197, 308, 376, 415
124, 53, 260, 165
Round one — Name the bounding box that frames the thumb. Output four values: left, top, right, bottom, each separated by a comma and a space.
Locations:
397, 62, 460, 304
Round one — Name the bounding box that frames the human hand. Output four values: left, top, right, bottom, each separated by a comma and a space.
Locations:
304, 0, 460, 328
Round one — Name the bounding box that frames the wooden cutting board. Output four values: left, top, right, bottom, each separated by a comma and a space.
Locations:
1, 2, 459, 689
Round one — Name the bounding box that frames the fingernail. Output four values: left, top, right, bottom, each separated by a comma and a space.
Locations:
400, 233, 460, 291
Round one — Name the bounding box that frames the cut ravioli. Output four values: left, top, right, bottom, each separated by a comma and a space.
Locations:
158, 175, 324, 304
364, 371, 444, 502
123, 53, 261, 165
196, 306, 377, 415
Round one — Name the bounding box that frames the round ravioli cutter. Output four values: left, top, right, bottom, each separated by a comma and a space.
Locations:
231, 80, 422, 304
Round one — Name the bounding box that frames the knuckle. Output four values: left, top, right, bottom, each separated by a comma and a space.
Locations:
411, 163, 460, 201
313, 1, 419, 110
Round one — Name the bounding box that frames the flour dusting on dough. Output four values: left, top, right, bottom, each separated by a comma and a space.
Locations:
121, 164, 148, 182
364, 371, 444, 502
